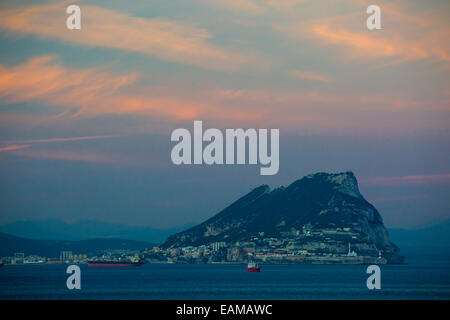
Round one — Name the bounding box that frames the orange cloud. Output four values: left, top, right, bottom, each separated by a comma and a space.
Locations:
202, 0, 309, 14
265, 0, 308, 11
0, 1, 252, 71
289, 70, 332, 82
0, 55, 137, 109
309, 25, 399, 59
0, 144, 30, 152
278, 2, 450, 67
0, 56, 262, 124
204, 0, 265, 14
0, 135, 118, 156
0, 56, 446, 134
0, 56, 197, 120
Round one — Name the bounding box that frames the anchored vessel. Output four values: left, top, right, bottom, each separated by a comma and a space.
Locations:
246, 262, 260, 272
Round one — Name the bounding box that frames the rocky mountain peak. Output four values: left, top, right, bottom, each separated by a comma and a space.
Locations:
161, 171, 403, 263
303, 171, 362, 199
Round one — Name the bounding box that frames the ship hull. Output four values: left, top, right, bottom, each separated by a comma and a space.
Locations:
246, 267, 260, 272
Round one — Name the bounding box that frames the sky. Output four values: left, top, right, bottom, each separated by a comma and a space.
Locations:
0, 0, 449, 229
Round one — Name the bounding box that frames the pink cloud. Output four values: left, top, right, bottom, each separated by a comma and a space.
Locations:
0, 56, 207, 120
0, 135, 118, 156
0, 1, 254, 72
0, 56, 447, 134
278, 2, 450, 67
204, 0, 265, 14
362, 174, 450, 186
202, 0, 310, 14
0, 56, 279, 125
0, 144, 30, 152
289, 70, 332, 82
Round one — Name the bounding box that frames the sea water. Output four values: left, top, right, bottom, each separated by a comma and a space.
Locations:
1, 255, 449, 300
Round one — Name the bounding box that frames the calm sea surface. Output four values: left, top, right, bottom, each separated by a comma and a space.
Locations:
1, 255, 449, 300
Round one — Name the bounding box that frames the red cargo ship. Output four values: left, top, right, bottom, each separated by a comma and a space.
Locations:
246, 262, 260, 272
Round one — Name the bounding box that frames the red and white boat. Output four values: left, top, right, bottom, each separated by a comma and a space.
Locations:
246, 262, 260, 272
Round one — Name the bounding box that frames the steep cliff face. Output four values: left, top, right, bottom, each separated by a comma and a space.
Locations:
162, 172, 402, 262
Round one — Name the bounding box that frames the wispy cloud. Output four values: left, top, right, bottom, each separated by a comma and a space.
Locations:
368, 194, 430, 204
202, 0, 265, 14
9, 146, 168, 168
11, 135, 116, 144
0, 1, 254, 71
362, 174, 450, 186
0, 56, 230, 122
11, 149, 126, 164
0, 144, 30, 152
265, 0, 308, 12
278, 2, 450, 67
289, 70, 332, 82
0, 55, 446, 133
0, 135, 117, 154
0, 55, 138, 116
201, 0, 308, 14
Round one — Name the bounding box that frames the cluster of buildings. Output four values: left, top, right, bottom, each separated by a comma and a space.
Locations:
0, 251, 88, 265
1, 225, 388, 266
143, 225, 387, 264
144, 241, 228, 263
0, 249, 139, 265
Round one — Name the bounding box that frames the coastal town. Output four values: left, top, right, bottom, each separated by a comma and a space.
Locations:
0, 250, 140, 266
146, 224, 389, 265
1, 224, 391, 266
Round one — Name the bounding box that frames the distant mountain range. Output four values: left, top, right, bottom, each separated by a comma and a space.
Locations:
0, 219, 195, 244
389, 220, 450, 254
0, 232, 154, 257
0, 186, 449, 258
